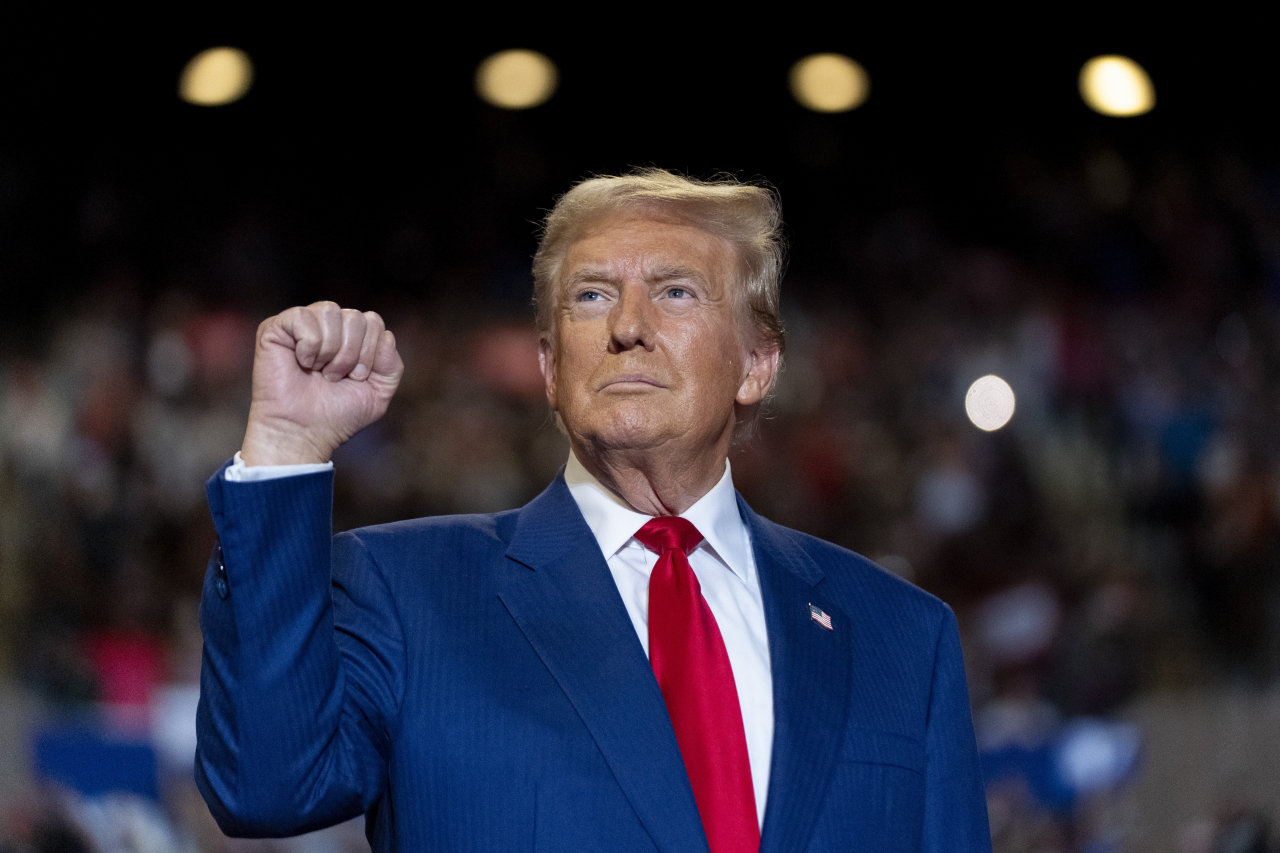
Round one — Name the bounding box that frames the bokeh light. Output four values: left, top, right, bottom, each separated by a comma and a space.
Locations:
475, 49, 558, 109
1079, 55, 1155, 117
179, 47, 254, 106
789, 53, 870, 113
965, 375, 1016, 431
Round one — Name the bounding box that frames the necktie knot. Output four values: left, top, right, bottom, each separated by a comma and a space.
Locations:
634, 516, 704, 557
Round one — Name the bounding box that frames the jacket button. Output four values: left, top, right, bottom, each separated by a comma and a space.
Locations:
215, 576, 229, 600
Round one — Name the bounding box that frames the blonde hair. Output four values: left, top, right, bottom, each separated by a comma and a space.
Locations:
532, 168, 786, 354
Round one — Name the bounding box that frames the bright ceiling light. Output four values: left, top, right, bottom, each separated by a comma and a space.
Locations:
476, 49, 558, 109
179, 47, 254, 106
965, 375, 1016, 431
790, 53, 870, 113
1079, 55, 1155, 117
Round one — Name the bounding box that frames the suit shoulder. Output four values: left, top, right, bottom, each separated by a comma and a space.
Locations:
754, 514, 948, 615
336, 508, 521, 553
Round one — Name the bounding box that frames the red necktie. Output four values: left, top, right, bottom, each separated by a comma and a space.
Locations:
635, 517, 760, 853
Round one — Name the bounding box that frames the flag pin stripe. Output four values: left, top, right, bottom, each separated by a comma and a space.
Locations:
809, 603, 833, 631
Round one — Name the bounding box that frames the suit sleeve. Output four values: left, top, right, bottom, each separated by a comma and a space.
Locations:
923, 606, 992, 853
195, 462, 405, 837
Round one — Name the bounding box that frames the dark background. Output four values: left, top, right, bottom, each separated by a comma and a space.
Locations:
4, 24, 1274, 328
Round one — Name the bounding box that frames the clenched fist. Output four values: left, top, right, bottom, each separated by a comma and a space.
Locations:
240, 301, 404, 466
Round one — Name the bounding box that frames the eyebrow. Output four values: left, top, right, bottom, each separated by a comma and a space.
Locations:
564, 264, 709, 289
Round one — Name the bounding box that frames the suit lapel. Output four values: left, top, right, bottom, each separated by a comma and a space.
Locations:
499, 477, 709, 853
743, 498, 854, 853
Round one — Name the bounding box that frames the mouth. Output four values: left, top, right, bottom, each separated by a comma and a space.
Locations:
599, 373, 665, 391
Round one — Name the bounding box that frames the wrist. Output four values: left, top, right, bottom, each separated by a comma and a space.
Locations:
240, 418, 335, 466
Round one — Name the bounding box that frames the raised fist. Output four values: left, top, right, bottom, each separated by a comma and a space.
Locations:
240, 301, 404, 466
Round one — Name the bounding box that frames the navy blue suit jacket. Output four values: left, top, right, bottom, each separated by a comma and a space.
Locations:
197, 464, 991, 852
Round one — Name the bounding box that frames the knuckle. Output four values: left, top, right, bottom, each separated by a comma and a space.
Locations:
313, 302, 342, 322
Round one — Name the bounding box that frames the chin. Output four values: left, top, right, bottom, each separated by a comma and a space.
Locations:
574, 406, 670, 453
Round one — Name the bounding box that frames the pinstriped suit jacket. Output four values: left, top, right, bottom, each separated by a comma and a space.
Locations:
196, 463, 991, 852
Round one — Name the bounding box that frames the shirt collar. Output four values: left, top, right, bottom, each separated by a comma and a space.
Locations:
564, 449, 752, 585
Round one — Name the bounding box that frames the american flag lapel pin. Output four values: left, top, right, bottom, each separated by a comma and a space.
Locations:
809, 603, 833, 631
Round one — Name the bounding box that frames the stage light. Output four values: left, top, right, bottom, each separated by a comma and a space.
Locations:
179, 47, 253, 106
476, 49, 558, 109
1079, 55, 1154, 117
790, 53, 869, 113
965, 375, 1016, 431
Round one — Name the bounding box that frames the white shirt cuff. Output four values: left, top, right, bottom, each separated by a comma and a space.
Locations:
224, 451, 334, 482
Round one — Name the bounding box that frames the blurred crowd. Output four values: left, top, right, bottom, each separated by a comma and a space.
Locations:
3, 142, 1280, 851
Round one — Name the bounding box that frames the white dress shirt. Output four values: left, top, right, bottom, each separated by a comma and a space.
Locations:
226, 451, 775, 824
224, 452, 333, 482
563, 451, 773, 826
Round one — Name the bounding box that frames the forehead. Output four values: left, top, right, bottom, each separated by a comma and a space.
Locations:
560, 213, 736, 285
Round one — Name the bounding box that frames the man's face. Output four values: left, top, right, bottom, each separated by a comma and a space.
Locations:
539, 213, 777, 458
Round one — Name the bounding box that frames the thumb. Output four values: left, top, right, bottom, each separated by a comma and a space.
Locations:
370, 329, 404, 388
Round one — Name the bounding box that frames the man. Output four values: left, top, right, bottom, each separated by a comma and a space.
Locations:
197, 169, 991, 852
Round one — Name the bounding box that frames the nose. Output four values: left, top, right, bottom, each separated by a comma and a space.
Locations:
608, 282, 656, 353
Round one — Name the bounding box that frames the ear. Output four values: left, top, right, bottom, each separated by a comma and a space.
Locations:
538, 334, 559, 410
736, 344, 780, 406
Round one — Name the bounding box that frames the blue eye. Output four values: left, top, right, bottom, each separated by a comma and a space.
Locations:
577, 291, 602, 302
667, 287, 689, 299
